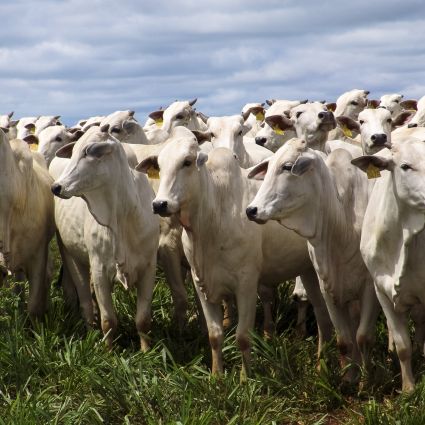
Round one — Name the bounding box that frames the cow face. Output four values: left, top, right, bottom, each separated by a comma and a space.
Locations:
246, 138, 316, 226
289, 102, 336, 149
358, 108, 392, 154
334, 89, 369, 120
51, 127, 118, 199
137, 135, 206, 217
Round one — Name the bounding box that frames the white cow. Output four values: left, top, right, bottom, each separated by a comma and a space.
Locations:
241, 103, 265, 137
351, 138, 425, 392
406, 95, 425, 128
99, 110, 150, 144
16, 117, 39, 142
0, 130, 54, 317
35, 115, 61, 136
0, 111, 18, 139
247, 138, 379, 379
265, 102, 336, 152
205, 115, 272, 168
254, 100, 304, 152
147, 98, 207, 134
137, 135, 333, 378
37, 125, 84, 166
379, 94, 418, 117
334, 89, 369, 120
50, 126, 159, 350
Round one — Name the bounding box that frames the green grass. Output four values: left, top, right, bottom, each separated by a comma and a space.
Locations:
1, 241, 425, 424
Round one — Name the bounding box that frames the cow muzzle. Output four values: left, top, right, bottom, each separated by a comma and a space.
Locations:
51, 183, 71, 199
152, 200, 171, 216
246, 206, 267, 224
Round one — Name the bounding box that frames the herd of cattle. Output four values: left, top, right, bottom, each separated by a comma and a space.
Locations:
1, 89, 425, 393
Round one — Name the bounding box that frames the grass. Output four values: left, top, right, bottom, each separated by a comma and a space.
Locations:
1, 240, 425, 424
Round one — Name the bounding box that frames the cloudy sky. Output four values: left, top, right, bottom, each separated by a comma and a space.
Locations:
1, 0, 424, 125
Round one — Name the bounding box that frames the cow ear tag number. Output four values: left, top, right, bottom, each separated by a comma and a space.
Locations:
366, 163, 381, 179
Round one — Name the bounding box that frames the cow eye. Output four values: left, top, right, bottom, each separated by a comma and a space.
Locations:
183, 159, 192, 167
238, 130, 243, 136
176, 114, 185, 120
400, 163, 412, 171
210, 132, 216, 138
111, 127, 121, 133
295, 111, 303, 119
359, 120, 365, 125
394, 99, 400, 103
281, 162, 293, 172
351, 100, 359, 106
55, 136, 62, 142
387, 118, 392, 124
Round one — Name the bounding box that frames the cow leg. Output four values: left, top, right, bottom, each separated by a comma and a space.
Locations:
295, 300, 309, 338
158, 244, 188, 330
194, 283, 224, 375
258, 284, 275, 338
356, 283, 380, 381
27, 245, 50, 319
90, 261, 116, 350
376, 290, 414, 392
64, 255, 94, 328
135, 262, 156, 353
300, 270, 333, 357
236, 284, 257, 382
322, 292, 358, 381
411, 305, 425, 356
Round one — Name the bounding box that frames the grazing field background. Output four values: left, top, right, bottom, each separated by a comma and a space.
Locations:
0, 240, 425, 425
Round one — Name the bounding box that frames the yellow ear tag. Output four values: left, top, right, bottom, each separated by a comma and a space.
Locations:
30, 143, 38, 151
147, 166, 160, 179
255, 112, 265, 121
155, 118, 163, 128
366, 163, 381, 179
273, 126, 285, 135
342, 125, 352, 138
30, 127, 36, 135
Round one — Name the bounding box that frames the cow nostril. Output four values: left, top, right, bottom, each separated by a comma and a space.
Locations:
318, 112, 325, 119
255, 137, 267, 146
152, 200, 168, 214
51, 183, 62, 196
246, 206, 258, 219
371, 133, 387, 145
408, 123, 418, 128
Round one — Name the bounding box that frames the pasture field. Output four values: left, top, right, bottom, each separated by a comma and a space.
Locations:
0, 240, 425, 424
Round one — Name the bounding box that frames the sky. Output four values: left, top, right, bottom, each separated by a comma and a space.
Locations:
0, 0, 424, 126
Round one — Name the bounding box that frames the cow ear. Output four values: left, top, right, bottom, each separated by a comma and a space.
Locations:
85, 142, 114, 159
148, 110, 164, 121
326, 102, 336, 112
266, 99, 276, 106
291, 155, 314, 176
351, 155, 392, 173
196, 152, 208, 169
56, 142, 76, 158
10, 120, 19, 127
69, 130, 85, 141
192, 130, 211, 144
135, 156, 159, 173
23, 135, 39, 145
54, 115, 61, 121
8, 111, 14, 118
123, 120, 139, 132
392, 111, 415, 129
247, 160, 269, 180
265, 115, 294, 133
336, 115, 360, 136
400, 99, 417, 111
25, 122, 36, 131
196, 111, 209, 124
367, 99, 380, 109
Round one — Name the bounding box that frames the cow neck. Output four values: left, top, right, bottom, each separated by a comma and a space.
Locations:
0, 140, 31, 255
307, 159, 365, 301
297, 127, 328, 152
182, 162, 245, 288
366, 172, 425, 297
